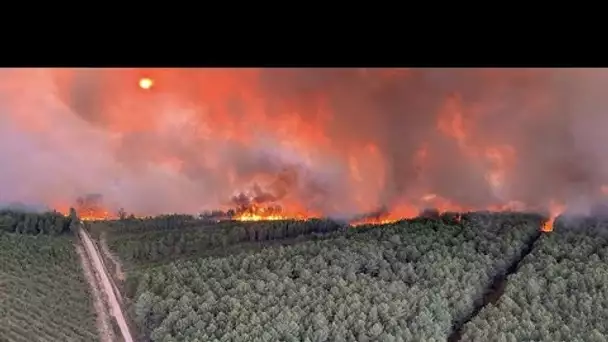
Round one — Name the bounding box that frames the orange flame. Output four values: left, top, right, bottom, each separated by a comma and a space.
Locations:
20, 69, 591, 228
232, 204, 316, 222
541, 201, 565, 232
234, 213, 290, 221
79, 209, 114, 221
54, 195, 117, 221
350, 217, 397, 227
55, 205, 114, 221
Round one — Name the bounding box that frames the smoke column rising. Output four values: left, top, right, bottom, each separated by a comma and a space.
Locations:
1, 68, 608, 218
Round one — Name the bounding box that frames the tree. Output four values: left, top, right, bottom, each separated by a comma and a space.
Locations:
68, 207, 80, 233
124, 212, 554, 341
118, 208, 127, 220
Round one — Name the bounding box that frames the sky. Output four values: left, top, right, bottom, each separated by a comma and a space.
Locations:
2, 68, 607, 219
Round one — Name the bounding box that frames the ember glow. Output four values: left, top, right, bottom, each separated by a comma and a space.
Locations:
54, 194, 116, 221
231, 199, 319, 221
232, 204, 309, 221
542, 201, 567, 232
3, 68, 608, 225
350, 215, 398, 227
79, 210, 113, 221
56, 205, 113, 221
235, 212, 296, 222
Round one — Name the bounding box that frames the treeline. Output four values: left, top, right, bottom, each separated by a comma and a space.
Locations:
106, 210, 459, 236
102, 214, 204, 235
103, 212, 339, 236
461, 215, 608, 342
102, 211, 544, 267
0, 209, 78, 235
105, 219, 348, 266
130, 213, 543, 341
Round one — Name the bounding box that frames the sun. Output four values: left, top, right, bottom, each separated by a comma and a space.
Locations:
139, 77, 154, 90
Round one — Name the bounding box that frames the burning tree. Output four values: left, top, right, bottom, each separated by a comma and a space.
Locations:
74, 194, 112, 221
229, 184, 310, 221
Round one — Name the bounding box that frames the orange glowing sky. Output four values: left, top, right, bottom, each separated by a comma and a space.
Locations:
3, 68, 608, 224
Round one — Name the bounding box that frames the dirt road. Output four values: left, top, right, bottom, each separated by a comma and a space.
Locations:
75, 243, 114, 342
79, 227, 134, 342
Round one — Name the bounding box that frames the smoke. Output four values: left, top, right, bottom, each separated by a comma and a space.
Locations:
2, 68, 608, 217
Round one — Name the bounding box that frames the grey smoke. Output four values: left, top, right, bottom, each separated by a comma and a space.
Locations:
1, 68, 608, 217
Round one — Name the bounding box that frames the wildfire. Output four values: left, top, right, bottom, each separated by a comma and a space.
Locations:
55, 194, 117, 222
541, 217, 555, 233
232, 204, 313, 222
79, 209, 113, 221
349, 203, 419, 226
350, 216, 396, 226
56, 206, 114, 221
234, 213, 289, 221
25, 69, 602, 232
541, 201, 565, 232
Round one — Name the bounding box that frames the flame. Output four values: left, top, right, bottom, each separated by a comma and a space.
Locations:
541, 201, 565, 232
232, 203, 315, 221
55, 205, 114, 221
235, 213, 289, 221
79, 209, 113, 221
55, 194, 117, 221
5, 68, 605, 227
349, 214, 396, 227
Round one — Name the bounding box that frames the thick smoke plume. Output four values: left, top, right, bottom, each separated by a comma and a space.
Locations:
2, 68, 608, 218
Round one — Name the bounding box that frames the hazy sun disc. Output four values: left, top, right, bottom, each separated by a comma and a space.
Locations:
139, 77, 154, 90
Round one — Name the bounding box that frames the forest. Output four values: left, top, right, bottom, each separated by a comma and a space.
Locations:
0, 208, 77, 235
460, 216, 608, 342
104, 212, 546, 341
5, 207, 608, 342
90, 216, 348, 268
0, 232, 99, 341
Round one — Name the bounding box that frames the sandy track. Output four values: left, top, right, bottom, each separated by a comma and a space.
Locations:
79, 227, 134, 342
75, 243, 115, 342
